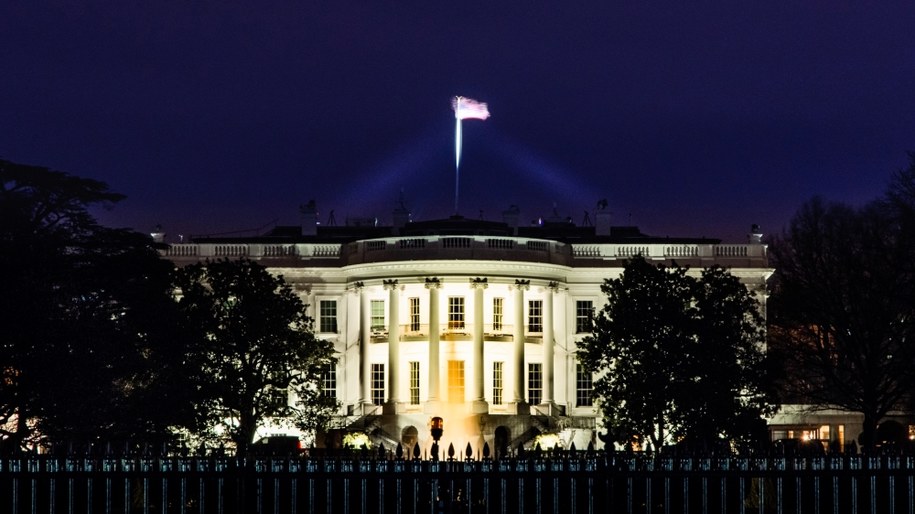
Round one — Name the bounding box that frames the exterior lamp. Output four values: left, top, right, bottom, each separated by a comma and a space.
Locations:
430, 417, 444, 442
430, 417, 444, 461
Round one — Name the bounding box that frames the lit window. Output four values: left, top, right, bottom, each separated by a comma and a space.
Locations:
266, 371, 290, 410
268, 387, 288, 410
528, 300, 543, 333
492, 361, 503, 405
575, 300, 593, 334
576, 363, 593, 407
448, 360, 465, 402
448, 297, 465, 330
371, 300, 385, 331
371, 364, 385, 405
409, 361, 420, 405
322, 363, 336, 400
528, 363, 542, 405
319, 300, 338, 333
409, 297, 420, 332
492, 297, 503, 332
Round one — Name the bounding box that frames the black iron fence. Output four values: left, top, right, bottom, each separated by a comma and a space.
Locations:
3, 453, 915, 514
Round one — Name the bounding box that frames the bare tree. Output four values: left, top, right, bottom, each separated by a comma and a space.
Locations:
769, 187, 915, 449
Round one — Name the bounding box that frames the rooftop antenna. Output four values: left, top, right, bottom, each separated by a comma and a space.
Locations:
327, 209, 337, 226
582, 210, 593, 226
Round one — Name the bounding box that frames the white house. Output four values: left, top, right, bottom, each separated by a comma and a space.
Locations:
161, 203, 773, 454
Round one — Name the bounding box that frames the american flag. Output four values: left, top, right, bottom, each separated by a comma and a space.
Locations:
452, 96, 490, 120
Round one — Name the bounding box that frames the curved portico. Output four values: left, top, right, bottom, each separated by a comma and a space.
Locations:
342, 267, 564, 417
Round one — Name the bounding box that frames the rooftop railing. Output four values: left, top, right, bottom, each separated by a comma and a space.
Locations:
160, 237, 767, 267
570, 243, 767, 261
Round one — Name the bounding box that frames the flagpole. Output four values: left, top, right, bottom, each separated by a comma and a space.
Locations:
454, 116, 462, 215
451, 95, 488, 216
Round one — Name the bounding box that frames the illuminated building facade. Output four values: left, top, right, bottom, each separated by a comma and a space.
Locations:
161, 204, 771, 453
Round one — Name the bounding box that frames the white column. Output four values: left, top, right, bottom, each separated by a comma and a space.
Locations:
542, 281, 558, 405
356, 282, 371, 407
384, 279, 400, 409
512, 279, 530, 406
470, 277, 488, 413
425, 278, 442, 412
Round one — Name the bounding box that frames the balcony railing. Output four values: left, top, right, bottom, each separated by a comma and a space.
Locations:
371, 323, 518, 341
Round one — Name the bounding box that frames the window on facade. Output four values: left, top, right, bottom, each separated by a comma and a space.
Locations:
448, 360, 465, 402
492, 297, 503, 332
268, 387, 288, 410
492, 361, 504, 405
528, 363, 542, 405
575, 300, 593, 334
321, 363, 336, 400
576, 363, 593, 407
319, 300, 338, 333
409, 297, 420, 332
409, 361, 420, 405
528, 300, 543, 333
448, 297, 465, 330
371, 300, 385, 331
371, 364, 385, 405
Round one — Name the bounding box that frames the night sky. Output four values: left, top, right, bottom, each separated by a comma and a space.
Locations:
3, 2, 914, 242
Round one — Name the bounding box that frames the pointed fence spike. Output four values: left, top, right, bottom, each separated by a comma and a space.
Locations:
482, 442, 491, 459
448, 442, 455, 459
396, 442, 404, 459
413, 443, 420, 459
465, 442, 473, 460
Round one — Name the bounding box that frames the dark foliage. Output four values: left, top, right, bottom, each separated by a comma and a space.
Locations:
0, 159, 196, 450
769, 155, 915, 448
579, 256, 776, 451
174, 259, 337, 456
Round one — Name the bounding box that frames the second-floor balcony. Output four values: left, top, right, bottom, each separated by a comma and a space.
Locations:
368, 323, 531, 342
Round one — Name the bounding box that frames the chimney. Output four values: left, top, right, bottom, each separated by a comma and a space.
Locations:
749, 224, 763, 244
502, 205, 520, 235
149, 225, 166, 244
300, 200, 318, 236
594, 199, 611, 236
392, 191, 411, 234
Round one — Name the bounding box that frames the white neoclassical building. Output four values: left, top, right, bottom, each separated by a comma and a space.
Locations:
161, 204, 771, 454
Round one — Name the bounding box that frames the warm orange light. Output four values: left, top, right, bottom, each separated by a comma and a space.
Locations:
430, 416, 444, 442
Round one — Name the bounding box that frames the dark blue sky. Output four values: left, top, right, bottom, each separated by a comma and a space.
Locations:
3, 2, 914, 242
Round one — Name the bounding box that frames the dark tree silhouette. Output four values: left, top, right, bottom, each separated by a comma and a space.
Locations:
579, 256, 775, 451
770, 166, 915, 449
0, 159, 194, 451
175, 258, 337, 456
